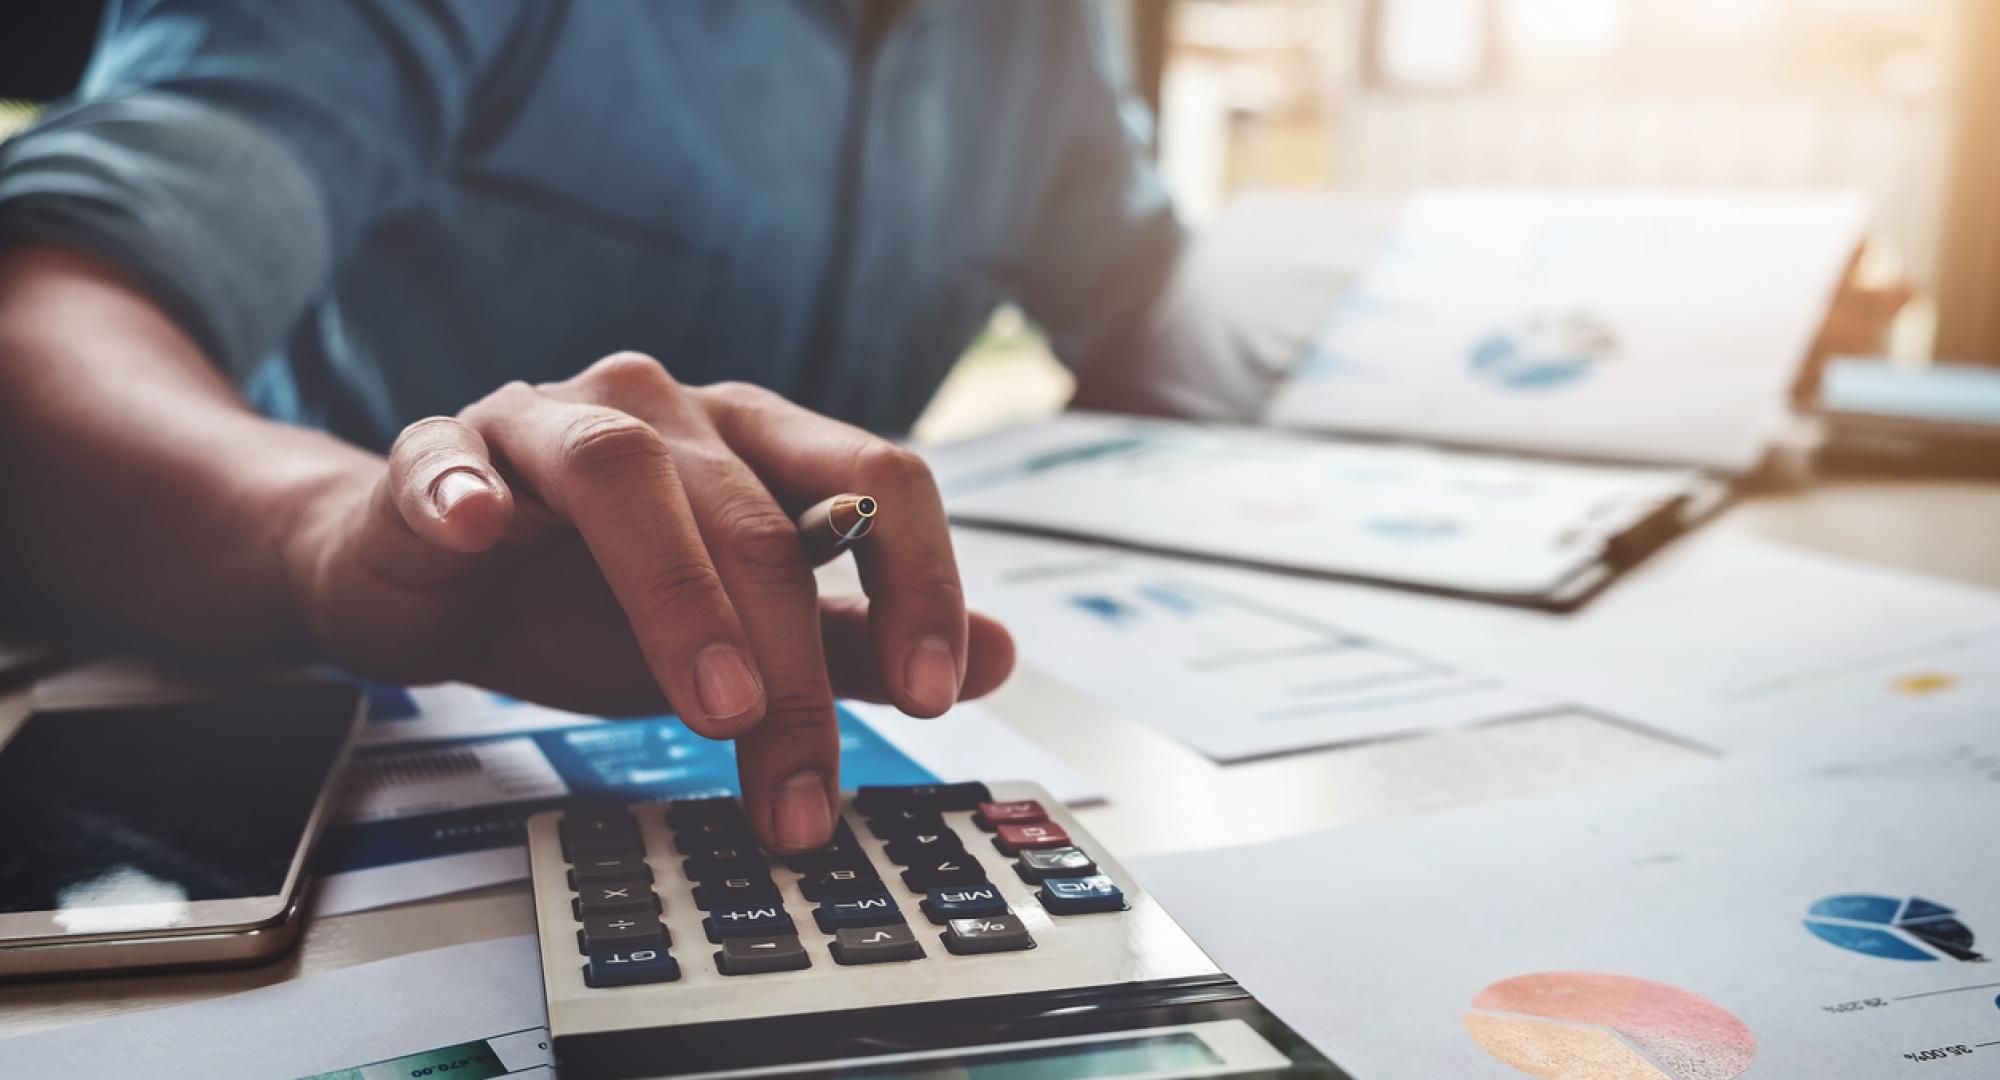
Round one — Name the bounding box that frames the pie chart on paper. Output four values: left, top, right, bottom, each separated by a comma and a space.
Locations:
1464, 972, 1756, 1080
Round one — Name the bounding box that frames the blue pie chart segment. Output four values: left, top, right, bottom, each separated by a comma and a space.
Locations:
1804, 920, 1936, 961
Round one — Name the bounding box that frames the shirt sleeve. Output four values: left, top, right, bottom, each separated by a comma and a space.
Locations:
0, 0, 532, 380
1008, 2, 1186, 379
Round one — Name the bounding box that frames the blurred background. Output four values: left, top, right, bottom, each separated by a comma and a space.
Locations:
7, 0, 1994, 442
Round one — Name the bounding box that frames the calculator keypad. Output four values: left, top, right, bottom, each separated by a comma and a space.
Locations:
548, 782, 1129, 994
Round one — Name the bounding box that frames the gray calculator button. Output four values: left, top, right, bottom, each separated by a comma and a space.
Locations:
1015, 846, 1097, 883
715, 934, 812, 975
577, 914, 669, 955
942, 914, 1035, 955
572, 884, 661, 919
831, 923, 926, 965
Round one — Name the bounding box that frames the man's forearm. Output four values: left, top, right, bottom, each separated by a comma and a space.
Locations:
0, 245, 376, 656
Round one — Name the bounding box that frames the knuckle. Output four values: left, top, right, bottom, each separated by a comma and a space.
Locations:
758, 688, 835, 737
859, 443, 933, 488
718, 503, 810, 585
636, 559, 723, 613
581, 351, 676, 399
558, 411, 669, 477
904, 571, 966, 609
703, 380, 779, 413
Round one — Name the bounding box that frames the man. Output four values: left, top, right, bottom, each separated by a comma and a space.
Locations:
0, 2, 1260, 852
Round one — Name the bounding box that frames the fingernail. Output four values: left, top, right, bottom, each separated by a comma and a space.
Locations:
776, 771, 833, 851
904, 635, 960, 714
695, 644, 762, 723
431, 469, 490, 517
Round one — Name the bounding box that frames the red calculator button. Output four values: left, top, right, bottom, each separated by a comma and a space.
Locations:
975, 800, 1048, 830
993, 822, 1070, 854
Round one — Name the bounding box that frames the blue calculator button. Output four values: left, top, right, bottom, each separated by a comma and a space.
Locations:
815, 891, 904, 932
1038, 875, 1125, 914
921, 884, 1008, 924
704, 904, 796, 941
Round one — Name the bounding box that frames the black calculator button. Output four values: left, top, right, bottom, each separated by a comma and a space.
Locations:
1038, 875, 1126, 915
704, 904, 798, 941
562, 811, 642, 859
674, 819, 756, 855
683, 850, 767, 883
866, 808, 949, 839
883, 831, 963, 866
692, 875, 781, 911
715, 934, 812, 975
941, 915, 1035, 955
920, 884, 1009, 924
784, 821, 865, 874
854, 782, 991, 816
576, 914, 669, 955
800, 867, 885, 902
901, 855, 985, 892
831, 923, 925, 965
665, 796, 745, 830
567, 855, 653, 889
1014, 846, 1098, 883
814, 891, 904, 932
572, 884, 661, 919
583, 945, 679, 987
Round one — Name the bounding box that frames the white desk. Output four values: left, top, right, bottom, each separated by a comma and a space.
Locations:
6, 190, 1998, 1042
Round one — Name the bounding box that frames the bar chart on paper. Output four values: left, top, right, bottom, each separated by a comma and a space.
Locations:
953, 531, 1561, 761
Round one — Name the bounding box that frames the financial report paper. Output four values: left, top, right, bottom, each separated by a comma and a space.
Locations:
1263, 188, 1869, 473
0, 936, 548, 1080
1134, 716, 2000, 1080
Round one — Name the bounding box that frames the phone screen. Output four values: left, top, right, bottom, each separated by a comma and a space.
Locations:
0, 682, 360, 919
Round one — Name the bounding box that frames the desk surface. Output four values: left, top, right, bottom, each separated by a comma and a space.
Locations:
3, 473, 1996, 1040
7, 186, 2000, 1041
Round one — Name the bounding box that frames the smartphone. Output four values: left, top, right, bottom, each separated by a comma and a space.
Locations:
1816, 357, 2000, 475
0, 679, 364, 979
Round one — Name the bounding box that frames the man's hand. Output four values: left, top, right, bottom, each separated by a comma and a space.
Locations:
286, 353, 1014, 852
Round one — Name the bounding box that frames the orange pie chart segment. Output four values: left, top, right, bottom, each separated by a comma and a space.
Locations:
1465, 972, 1756, 1080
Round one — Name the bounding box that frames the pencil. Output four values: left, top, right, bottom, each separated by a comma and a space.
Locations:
795, 493, 878, 565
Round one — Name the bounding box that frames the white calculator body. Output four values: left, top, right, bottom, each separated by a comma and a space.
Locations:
525, 781, 1345, 1078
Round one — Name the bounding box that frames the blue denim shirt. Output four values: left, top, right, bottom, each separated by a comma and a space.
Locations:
0, 1, 1180, 447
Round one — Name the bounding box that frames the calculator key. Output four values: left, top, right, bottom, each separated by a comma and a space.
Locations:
675, 819, 756, 855
865, 808, 949, 839
572, 884, 661, 919
576, 914, 669, 955
854, 782, 992, 815
993, 823, 1070, 855
831, 923, 925, 965
941, 915, 1035, 955
784, 821, 866, 874
1014, 846, 1098, 883
815, 891, 904, 932
692, 875, 781, 911
715, 934, 812, 976
1038, 874, 1126, 915
920, 884, 1009, 924
567, 854, 654, 888
683, 849, 767, 883
800, 866, 885, 902
704, 904, 797, 941
583, 945, 679, 987
665, 796, 745, 829
883, 830, 963, 866
562, 810, 642, 859
974, 800, 1047, 830
901, 855, 985, 892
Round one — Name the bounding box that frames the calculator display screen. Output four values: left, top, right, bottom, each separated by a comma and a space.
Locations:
0, 683, 360, 925
804, 1032, 1222, 1080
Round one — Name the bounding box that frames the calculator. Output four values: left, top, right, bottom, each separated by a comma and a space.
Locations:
525, 781, 1346, 1079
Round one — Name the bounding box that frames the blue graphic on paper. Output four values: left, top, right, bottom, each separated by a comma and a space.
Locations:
1803, 894, 1986, 963
1468, 310, 1617, 391
319, 706, 933, 874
